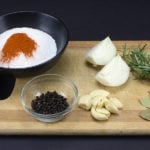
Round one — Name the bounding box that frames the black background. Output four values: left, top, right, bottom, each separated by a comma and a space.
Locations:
0, 0, 150, 149
0, 0, 150, 41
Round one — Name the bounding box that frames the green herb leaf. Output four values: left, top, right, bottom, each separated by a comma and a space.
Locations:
139, 109, 150, 121
140, 97, 150, 108
122, 44, 150, 79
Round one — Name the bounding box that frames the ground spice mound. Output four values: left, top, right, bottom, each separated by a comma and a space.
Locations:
1, 33, 37, 63
31, 91, 69, 114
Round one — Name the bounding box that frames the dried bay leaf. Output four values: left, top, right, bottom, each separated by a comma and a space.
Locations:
140, 109, 150, 121
140, 97, 150, 108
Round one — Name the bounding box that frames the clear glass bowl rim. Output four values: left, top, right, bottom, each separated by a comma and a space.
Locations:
20, 73, 78, 118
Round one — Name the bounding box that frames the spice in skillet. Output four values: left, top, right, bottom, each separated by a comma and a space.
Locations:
0, 27, 57, 68
31, 91, 69, 114
1, 33, 37, 63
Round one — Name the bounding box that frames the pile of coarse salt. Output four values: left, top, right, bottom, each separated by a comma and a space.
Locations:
0, 27, 57, 68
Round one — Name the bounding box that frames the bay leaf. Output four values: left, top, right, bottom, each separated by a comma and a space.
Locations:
140, 97, 150, 108
140, 109, 150, 121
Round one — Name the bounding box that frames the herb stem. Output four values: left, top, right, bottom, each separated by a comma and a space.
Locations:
122, 44, 150, 79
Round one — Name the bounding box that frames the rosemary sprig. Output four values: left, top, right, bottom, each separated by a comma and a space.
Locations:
122, 44, 150, 79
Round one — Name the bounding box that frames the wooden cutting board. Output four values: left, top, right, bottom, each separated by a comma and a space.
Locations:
0, 41, 150, 135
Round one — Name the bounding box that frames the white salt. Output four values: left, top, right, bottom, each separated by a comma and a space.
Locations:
0, 27, 57, 68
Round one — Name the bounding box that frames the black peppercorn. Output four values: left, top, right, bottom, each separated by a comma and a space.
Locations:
31, 91, 69, 114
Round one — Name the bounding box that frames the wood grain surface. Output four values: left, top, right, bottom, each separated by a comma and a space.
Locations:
0, 41, 150, 135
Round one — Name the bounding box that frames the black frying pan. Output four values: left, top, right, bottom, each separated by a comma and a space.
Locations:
0, 11, 69, 99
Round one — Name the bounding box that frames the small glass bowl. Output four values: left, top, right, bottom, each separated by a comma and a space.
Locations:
20, 74, 78, 122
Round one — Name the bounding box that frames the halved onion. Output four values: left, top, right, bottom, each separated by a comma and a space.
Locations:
85, 36, 117, 66
95, 55, 130, 87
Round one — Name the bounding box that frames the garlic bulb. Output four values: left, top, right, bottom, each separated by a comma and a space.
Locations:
85, 36, 117, 66
95, 55, 130, 87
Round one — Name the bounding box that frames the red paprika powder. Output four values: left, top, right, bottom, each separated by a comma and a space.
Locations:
1, 33, 37, 63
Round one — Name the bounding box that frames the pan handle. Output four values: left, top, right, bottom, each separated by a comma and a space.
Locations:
0, 69, 16, 100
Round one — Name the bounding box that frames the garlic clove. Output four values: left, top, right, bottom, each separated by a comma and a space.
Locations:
95, 55, 130, 87
90, 89, 110, 98
78, 95, 92, 110
105, 101, 119, 114
85, 36, 117, 66
109, 97, 123, 109
91, 95, 102, 109
91, 107, 109, 121
96, 107, 111, 117
98, 97, 109, 108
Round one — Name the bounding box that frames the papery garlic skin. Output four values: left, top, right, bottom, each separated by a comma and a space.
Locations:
85, 37, 117, 66
95, 55, 130, 87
